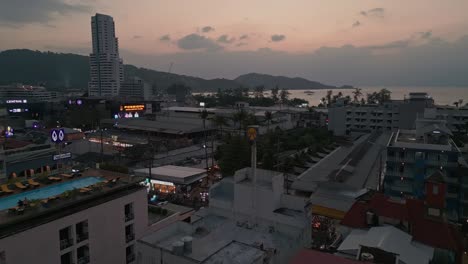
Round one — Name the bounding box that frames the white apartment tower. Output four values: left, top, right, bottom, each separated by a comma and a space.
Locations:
88, 13, 124, 97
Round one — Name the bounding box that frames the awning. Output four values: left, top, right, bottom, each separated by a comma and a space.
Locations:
312, 205, 347, 220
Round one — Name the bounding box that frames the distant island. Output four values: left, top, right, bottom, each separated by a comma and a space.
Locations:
0, 49, 353, 92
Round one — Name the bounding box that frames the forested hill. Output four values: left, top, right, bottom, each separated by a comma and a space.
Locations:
0, 49, 351, 92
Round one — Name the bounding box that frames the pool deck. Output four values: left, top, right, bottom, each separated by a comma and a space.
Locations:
0, 169, 145, 238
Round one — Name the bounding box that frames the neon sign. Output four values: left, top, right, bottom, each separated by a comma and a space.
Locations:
120, 104, 145, 112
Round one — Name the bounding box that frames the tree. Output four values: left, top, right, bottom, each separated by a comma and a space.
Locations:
264, 111, 273, 132
232, 109, 249, 135
280, 88, 290, 104
352, 88, 363, 103
211, 115, 229, 137
376, 88, 391, 104
254, 85, 265, 98
326, 90, 333, 107
271, 86, 280, 103
218, 136, 250, 176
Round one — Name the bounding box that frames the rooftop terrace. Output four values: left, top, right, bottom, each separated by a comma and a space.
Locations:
0, 169, 145, 238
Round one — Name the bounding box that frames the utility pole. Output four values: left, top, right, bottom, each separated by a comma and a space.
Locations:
247, 126, 258, 225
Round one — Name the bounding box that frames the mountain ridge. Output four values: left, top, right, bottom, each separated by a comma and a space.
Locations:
0, 49, 351, 92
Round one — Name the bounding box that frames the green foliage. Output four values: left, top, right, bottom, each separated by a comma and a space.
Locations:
366, 88, 392, 104
100, 163, 129, 174
218, 135, 251, 176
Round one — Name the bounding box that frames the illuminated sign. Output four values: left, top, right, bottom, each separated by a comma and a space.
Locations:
8, 108, 29, 113
120, 104, 145, 112
51, 128, 65, 143
53, 152, 72, 160
6, 99, 27, 104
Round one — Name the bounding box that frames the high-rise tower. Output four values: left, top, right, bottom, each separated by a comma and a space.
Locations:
88, 13, 124, 97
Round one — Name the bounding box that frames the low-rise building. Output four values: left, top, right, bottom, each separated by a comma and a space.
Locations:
383, 116, 464, 219
0, 171, 148, 264
136, 168, 312, 264
328, 93, 434, 136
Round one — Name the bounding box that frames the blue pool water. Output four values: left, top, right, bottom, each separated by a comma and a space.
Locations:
0, 177, 104, 211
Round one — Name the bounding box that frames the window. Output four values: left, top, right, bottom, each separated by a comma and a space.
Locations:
125, 203, 134, 222
433, 185, 439, 195
126, 245, 135, 264
125, 224, 135, 243
77, 245, 90, 264
61, 252, 73, 264
76, 221, 89, 243
59, 226, 73, 250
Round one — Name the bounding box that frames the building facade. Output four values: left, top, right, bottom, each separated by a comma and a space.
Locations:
0, 178, 147, 264
88, 13, 124, 97
384, 117, 464, 220
328, 93, 434, 136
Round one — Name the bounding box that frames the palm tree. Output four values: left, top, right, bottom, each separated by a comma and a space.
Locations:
352, 88, 363, 103
326, 90, 333, 107
211, 115, 228, 137
264, 111, 273, 132
232, 109, 248, 135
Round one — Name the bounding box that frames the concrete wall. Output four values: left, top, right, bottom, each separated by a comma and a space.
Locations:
328, 107, 346, 136
0, 188, 147, 264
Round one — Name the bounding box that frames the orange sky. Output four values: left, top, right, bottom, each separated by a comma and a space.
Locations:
1, 0, 468, 55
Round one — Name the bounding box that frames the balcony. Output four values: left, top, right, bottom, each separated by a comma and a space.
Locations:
78, 256, 90, 264
60, 238, 73, 250
76, 233, 89, 243
125, 212, 134, 222
126, 253, 135, 264
126, 233, 135, 243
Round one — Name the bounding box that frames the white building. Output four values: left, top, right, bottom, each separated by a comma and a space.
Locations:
0, 84, 57, 102
88, 13, 124, 97
136, 168, 312, 264
0, 173, 148, 264
328, 93, 434, 136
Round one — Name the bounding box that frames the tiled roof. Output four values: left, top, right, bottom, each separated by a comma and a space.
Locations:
341, 193, 462, 252
289, 249, 364, 264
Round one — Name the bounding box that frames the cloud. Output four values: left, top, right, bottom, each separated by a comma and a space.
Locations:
217, 34, 236, 44
177, 33, 223, 51
201, 26, 215, 33
122, 34, 468, 86
133, 35, 143, 39
360, 8, 385, 18
239, 34, 249, 40
236, 42, 248, 47
271, 34, 286, 42
352, 21, 361, 28
159, 34, 171, 42
419, 31, 433, 40
0, 0, 92, 26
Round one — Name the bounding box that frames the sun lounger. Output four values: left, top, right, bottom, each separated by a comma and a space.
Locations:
1, 184, 14, 193
79, 188, 92, 194
61, 174, 74, 179
28, 179, 40, 187
15, 182, 27, 190
48, 177, 62, 181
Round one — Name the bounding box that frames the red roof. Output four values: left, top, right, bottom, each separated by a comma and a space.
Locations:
341, 193, 462, 253
289, 249, 364, 264
0, 138, 32, 149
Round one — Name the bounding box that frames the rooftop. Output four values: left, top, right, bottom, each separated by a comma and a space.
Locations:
340, 193, 463, 252
338, 226, 434, 264
139, 212, 296, 263
289, 249, 364, 264
134, 165, 207, 185
0, 169, 145, 238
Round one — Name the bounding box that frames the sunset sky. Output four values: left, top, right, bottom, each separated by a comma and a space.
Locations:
1, 0, 468, 85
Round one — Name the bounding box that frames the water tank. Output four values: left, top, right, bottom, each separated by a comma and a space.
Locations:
366, 211, 375, 225
181, 236, 193, 254
361, 253, 374, 261
172, 241, 184, 256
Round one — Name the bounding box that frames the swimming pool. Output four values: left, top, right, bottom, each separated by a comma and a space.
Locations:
0, 177, 104, 211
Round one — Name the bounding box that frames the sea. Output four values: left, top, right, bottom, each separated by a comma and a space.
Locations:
285, 86, 468, 107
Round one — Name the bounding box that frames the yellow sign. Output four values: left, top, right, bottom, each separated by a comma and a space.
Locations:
247, 127, 257, 141
121, 104, 145, 112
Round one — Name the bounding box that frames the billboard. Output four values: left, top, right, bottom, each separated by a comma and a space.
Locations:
120, 104, 145, 112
